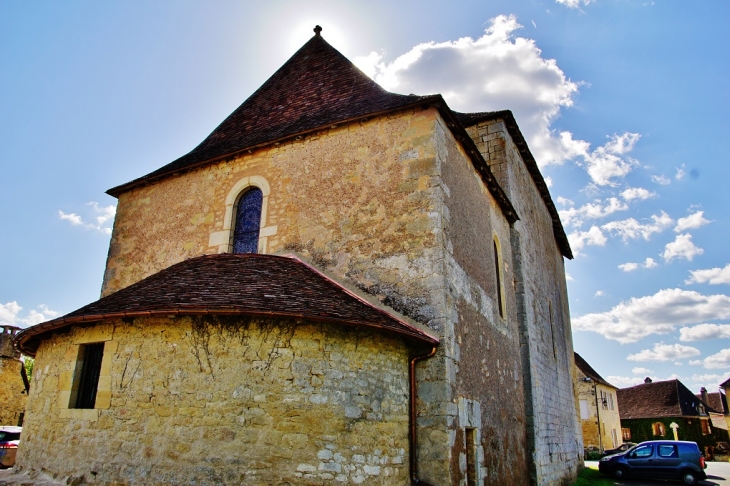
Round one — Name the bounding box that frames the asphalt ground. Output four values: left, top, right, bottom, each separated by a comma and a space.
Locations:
586, 460, 730, 485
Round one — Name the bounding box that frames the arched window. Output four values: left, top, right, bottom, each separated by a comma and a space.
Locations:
493, 238, 505, 319
232, 188, 263, 254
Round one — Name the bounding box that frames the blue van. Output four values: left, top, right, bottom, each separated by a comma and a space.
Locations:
598, 440, 707, 485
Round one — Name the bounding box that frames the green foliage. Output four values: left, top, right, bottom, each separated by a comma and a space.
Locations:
23, 357, 34, 382
622, 417, 729, 449
573, 466, 614, 486
584, 450, 602, 461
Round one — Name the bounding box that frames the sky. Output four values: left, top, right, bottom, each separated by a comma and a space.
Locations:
2, 1, 729, 396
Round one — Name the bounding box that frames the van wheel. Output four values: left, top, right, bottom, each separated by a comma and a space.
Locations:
613, 467, 627, 479
681, 470, 698, 485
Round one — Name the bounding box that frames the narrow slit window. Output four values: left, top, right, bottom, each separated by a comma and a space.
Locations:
71, 342, 105, 409
465, 427, 477, 486
232, 188, 263, 254
493, 239, 504, 319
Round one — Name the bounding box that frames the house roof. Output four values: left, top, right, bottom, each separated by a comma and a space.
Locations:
14, 254, 439, 356
105, 28, 572, 259
696, 391, 728, 415
574, 352, 615, 389
618, 379, 718, 420
721, 376, 730, 388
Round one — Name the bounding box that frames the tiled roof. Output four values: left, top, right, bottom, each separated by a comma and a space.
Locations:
618, 379, 718, 420
107, 30, 434, 196
696, 391, 728, 415
454, 110, 572, 259
105, 29, 572, 259
14, 254, 438, 356
574, 352, 615, 388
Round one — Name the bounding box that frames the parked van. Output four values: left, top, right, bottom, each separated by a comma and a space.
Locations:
598, 440, 707, 485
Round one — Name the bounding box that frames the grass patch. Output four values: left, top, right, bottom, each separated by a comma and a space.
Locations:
573, 465, 615, 486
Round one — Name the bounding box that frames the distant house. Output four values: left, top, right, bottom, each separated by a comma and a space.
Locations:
618, 378, 729, 450
697, 381, 730, 433
574, 353, 622, 453
0, 325, 28, 426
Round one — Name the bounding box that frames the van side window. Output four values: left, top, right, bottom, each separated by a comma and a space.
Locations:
634, 445, 653, 458
658, 444, 678, 458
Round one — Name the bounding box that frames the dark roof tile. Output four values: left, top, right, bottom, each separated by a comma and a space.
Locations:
618, 379, 718, 419
14, 254, 438, 356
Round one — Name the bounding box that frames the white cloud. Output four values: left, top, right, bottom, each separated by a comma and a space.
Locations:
695, 349, 730, 370
619, 258, 658, 272
602, 211, 673, 241
572, 133, 640, 186
679, 323, 730, 341
690, 373, 729, 389
565, 273, 574, 282
632, 367, 653, 375
674, 211, 710, 233
627, 343, 701, 362
675, 165, 686, 180
662, 233, 704, 262
595, 290, 605, 297
544, 176, 553, 188
606, 375, 646, 388
0, 302, 59, 329
559, 197, 628, 228
555, 0, 595, 9
651, 174, 671, 186
621, 187, 656, 201
567, 225, 607, 255
572, 288, 730, 343
619, 262, 639, 272
687, 263, 730, 285
59, 202, 116, 235
355, 15, 641, 186
557, 196, 573, 207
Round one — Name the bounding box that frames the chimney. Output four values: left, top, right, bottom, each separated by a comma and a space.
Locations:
644, 377, 652, 384
701, 387, 709, 405
0, 325, 21, 359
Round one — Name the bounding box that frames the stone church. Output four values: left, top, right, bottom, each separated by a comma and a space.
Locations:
14, 27, 581, 485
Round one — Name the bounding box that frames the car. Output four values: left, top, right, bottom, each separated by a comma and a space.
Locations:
602, 442, 636, 457
0, 426, 22, 468
598, 440, 707, 485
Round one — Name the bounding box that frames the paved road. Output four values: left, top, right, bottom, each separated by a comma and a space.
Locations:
586, 460, 730, 485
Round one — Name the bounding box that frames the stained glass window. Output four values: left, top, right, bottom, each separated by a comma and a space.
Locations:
233, 188, 263, 254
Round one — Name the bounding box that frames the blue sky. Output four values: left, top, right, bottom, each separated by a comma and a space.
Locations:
2, 1, 729, 394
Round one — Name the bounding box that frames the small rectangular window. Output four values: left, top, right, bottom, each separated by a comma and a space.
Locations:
622, 427, 631, 440
70, 342, 105, 409
658, 444, 678, 458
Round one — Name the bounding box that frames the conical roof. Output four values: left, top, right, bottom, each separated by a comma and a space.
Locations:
108, 28, 435, 196
14, 253, 439, 356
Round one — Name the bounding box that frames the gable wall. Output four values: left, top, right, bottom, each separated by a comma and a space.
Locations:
466, 120, 582, 485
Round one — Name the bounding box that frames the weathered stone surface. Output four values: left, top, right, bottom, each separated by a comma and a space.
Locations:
0, 326, 26, 426
17, 317, 410, 485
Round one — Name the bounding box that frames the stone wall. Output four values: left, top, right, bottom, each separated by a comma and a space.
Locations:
437, 116, 530, 485
17, 316, 413, 485
0, 326, 26, 426
466, 120, 582, 485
